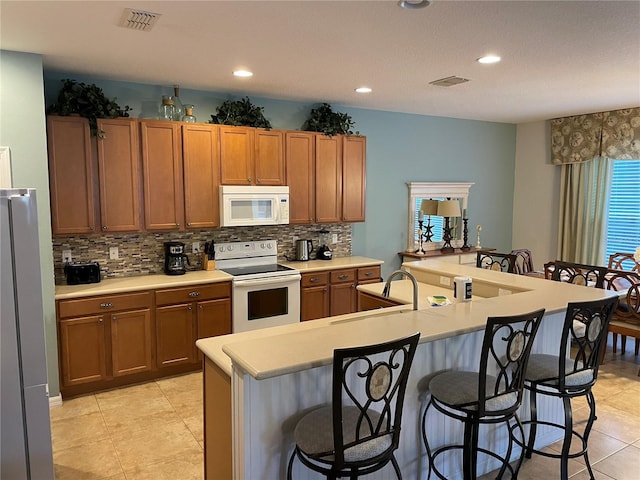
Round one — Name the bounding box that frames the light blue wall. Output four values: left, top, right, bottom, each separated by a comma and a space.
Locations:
1, 51, 59, 397
45, 72, 517, 277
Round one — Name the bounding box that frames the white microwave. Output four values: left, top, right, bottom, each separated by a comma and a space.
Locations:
220, 185, 290, 227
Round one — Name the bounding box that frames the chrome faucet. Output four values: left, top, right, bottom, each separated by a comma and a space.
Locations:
382, 269, 419, 310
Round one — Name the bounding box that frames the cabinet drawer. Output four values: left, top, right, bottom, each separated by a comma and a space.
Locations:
301, 272, 329, 287
358, 265, 381, 282
155, 282, 231, 306
58, 292, 152, 319
330, 269, 356, 284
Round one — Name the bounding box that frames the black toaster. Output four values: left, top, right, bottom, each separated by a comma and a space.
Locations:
64, 262, 101, 285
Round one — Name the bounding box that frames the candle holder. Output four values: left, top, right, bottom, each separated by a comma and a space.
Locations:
461, 218, 471, 251
476, 225, 482, 249
437, 199, 461, 253
415, 219, 425, 254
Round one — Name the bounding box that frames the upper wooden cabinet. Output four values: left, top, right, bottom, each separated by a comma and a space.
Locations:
140, 120, 184, 231
286, 132, 315, 224
47, 116, 97, 235
219, 126, 285, 186
182, 124, 220, 229
341, 136, 366, 222
96, 118, 142, 232
315, 135, 342, 223
254, 129, 285, 185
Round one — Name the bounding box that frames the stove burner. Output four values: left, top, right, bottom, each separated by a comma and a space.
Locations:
221, 264, 296, 277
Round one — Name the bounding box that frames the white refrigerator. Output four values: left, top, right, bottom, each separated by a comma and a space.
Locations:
1, 188, 55, 479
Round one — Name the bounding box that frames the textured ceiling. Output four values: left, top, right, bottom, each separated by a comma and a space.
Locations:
1, 0, 639, 124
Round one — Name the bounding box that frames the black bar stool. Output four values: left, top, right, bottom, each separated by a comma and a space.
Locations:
421, 309, 545, 480
287, 332, 420, 479
521, 296, 617, 480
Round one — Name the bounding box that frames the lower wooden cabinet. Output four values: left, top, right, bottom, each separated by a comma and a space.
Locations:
357, 292, 403, 312
155, 282, 231, 369
301, 265, 381, 321
56, 281, 231, 398
57, 292, 153, 394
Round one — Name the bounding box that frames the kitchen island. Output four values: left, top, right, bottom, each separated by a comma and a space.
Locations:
196, 260, 618, 479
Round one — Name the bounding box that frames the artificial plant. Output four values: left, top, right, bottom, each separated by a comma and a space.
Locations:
209, 97, 271, 128
301, 103, 356, 136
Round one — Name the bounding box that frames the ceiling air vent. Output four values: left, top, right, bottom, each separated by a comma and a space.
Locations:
429, 76, 470, 87
119, 8, 161, 31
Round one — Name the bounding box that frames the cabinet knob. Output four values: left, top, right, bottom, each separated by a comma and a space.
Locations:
323, 287, 328, 292
100, 302, 113, 309
189, 291, 200, 297
187, 222, 192, 226
257, 178, 261, 184
102, 226, 108, 231
176, 223, 180, 227
248, 177, 252, 183
310, 277, 319, 283
112, 315, 117, 320
98, 317, 104, 323
199, 305, 203, 310
90, 226, 95, 231
365, 272, 373, 277
188, 306, 192, 311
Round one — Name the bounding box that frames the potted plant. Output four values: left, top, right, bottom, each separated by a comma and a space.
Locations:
302, 103, 356, 136
46, 79, 131, 137
209, 97, 272, 128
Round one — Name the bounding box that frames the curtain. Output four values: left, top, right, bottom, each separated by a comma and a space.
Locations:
553, 107, 639, 264
558, 157, 612, 264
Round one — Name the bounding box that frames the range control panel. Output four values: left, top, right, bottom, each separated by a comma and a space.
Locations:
215, 240, 278, 261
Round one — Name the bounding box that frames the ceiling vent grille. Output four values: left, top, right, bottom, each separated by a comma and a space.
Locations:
429, 76, 470, 87
119, 8, 161, 31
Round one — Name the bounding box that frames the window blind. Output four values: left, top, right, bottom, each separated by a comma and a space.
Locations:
605, 160, 640, 259
414, 198, 444, 245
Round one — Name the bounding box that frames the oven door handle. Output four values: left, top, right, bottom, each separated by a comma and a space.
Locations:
233, 274, 301, 287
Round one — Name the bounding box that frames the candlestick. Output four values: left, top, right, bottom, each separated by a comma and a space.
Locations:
476, 225, 482, 249
461, 218, 471, 251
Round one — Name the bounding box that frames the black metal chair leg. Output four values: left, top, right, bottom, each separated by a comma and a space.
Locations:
561, 396, 573, 480
525, 388, 538, 458
390, 454, 403, 479
422, 399, 434, 479
582, 391, 597, 480
512, 414, 527, 477
462, 421, 479, 480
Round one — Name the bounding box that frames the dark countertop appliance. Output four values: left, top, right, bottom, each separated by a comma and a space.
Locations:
164, 241, 189, 275
64, 262, 101, 285
295, 239, 313, 261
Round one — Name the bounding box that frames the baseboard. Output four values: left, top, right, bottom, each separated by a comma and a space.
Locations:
49, 394, 63, 408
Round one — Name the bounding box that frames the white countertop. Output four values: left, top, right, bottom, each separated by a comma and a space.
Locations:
281, 256, 383, 272
55, 270, 232, 299
197, 260, 619, 380
55, 256, 382, 300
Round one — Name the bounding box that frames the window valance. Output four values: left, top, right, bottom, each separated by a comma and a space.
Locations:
550, 107, 640, 164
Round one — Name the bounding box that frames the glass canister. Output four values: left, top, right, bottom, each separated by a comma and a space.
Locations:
172, 85, 184, 121
160, 95, 175, 121
182, 104, 196, 123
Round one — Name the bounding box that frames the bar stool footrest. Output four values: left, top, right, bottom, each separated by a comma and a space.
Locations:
429, 443, 520, 480
514, 420, 589, 459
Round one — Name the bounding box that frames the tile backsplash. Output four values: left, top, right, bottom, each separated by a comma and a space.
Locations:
52, 224, 352, 284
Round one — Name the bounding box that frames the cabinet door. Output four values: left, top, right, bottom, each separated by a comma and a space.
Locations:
330, 283, 357, 316
96, 118, 141, 232
285, 132, 315, 224
156, 303, 195, 368
183, 124, 220, 229
254, 129, 285, 185
301, 285, 330, 321
357, 292, 402, 312
58, 315, 107, 387
47, 116, 98, 234
140, 121, 184, 231
110, 309, 153, 377
315, 135, 342, 223
195, 298, 232, 361
219, 126, 254, 185
342, 136, 366, 222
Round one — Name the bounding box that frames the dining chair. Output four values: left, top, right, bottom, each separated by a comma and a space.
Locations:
522, 296, 617, 480
550, 261, 608, 288
607, 252, 640, 273
509, 248, 535, 275
287, 332, 420, 479
604, 269, 640, 357
476, 251, 517, 273
421, 309, 544, 480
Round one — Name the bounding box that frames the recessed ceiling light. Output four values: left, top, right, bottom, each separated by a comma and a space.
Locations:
233, 70, 253, 77
398, 0, 431, 9
355, 87, 372, 93
477, 55, 501, 64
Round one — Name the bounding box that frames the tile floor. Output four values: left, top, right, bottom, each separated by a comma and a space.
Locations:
50, 341, 640, 480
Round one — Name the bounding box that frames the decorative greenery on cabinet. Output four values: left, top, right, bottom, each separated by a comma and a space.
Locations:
209, 96, 272, 128
302, 103, 356, 136
46, 79, 131, 136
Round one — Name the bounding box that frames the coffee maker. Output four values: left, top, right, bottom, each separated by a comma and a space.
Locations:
164, 241, 189, 275
316, 230, 333, 260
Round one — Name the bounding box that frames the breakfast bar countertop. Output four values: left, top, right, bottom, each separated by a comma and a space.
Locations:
281, 255, 383, 272
198, 260, 618, 380
54, 270, 233, 300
